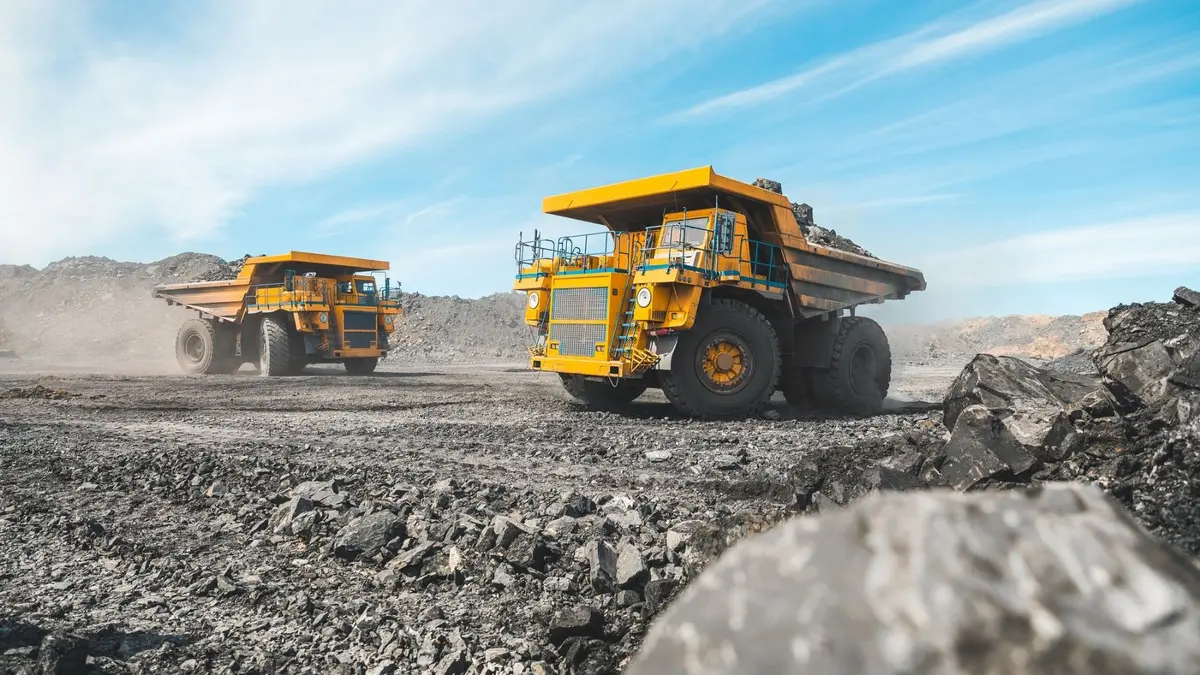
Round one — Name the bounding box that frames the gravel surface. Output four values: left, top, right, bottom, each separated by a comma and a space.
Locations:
0, 363, 952, 674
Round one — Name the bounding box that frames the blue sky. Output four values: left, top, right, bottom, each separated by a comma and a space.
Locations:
1, 0, 1197, 321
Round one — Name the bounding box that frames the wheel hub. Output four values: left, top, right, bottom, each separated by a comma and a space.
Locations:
849, 343, 880, 397
698, 336, 750, 393
184, 334, 205, 363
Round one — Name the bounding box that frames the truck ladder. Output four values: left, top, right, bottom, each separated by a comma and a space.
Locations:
610, 235, 658, 373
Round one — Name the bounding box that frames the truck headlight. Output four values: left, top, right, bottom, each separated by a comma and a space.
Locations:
636, 287, 652, 308
527, 292, 541, 309
384, 315, 394, 325
319, 312, 329, 323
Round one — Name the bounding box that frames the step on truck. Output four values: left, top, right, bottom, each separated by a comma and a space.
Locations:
513, 166, 926, 419
153, 252, 402, 376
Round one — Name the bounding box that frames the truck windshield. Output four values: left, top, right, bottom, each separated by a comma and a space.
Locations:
356, 281, 376, 294
661, 217, 710, 248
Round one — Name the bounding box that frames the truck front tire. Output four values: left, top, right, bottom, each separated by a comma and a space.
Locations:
260, 315, 301, 376
660, 299, 780, 419
560, 374, 646, 410
175, 319, 237, 375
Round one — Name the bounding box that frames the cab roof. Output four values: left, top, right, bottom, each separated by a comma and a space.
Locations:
542, 166, 792, 232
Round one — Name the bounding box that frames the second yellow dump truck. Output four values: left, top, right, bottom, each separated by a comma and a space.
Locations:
153, 252, 402, 375
514, 166, 926, 419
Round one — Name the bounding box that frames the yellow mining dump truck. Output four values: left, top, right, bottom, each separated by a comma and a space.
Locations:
513, 166, 926, 419
153, 252, 402, 376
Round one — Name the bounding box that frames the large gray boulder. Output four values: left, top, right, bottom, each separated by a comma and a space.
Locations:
333, 511, 404, 561
939, 404, 1038, 490
944, 355, 1093, 460
627, 484, 1200, 675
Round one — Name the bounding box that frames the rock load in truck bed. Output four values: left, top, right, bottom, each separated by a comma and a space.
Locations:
752, 178, 875, 258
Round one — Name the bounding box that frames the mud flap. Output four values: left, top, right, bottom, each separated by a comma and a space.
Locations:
650, 334, 680, 371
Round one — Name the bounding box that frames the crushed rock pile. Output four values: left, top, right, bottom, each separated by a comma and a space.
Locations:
0, 449, 795, 674
751, 178, 875, 258
733, 286, 1200, 554
888, 311, 1108, 365
0, 254, 241, 359
388, 293, 531, 364
0, 385, 80, 400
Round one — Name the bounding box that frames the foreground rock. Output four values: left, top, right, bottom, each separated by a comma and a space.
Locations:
629, 484, 1200, 675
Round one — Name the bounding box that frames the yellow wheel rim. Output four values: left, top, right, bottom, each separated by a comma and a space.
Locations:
701, 339, 746, 387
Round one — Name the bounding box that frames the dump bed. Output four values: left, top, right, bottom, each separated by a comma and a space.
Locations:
152, 251, 391, 322
543, 166, 925, 318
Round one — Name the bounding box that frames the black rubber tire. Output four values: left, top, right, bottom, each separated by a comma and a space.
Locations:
660, 299, 780, 419
559, 374, 647, 410
259, 315, 298, 376
823, 316, 891, 415
344, 358, 378, 375
780, 368, 812, 409
175, 319, 236, 375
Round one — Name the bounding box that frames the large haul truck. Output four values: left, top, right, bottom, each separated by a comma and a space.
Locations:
154, 252, 401, 376
513, 167, 926, 419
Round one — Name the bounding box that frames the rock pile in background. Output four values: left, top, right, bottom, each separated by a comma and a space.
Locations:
0, 251, 1111, 369
629, 484, 1200, 675
389, 293, 531, 364
0, 254, 237, 359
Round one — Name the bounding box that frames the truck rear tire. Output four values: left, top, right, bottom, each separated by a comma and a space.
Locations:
259, 315, 300, 376
175, 319, 237, 375
559, 374, 646, 410
780, 368, 812, 409
660, 299, 780, 419
822, 316, 891, 415
344, 358, 378, 375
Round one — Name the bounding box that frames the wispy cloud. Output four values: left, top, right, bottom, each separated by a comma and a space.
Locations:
0, 0, 773, 265
918, 214, 1200, 287
674, 0, 1144, 119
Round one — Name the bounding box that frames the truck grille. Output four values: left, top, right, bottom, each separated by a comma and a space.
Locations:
344, 332, 377, 349
550, 324, 607, 357
342, 310, 377, 331
551, 287, 608, 321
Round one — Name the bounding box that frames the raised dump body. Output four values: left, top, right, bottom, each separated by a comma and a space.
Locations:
513, 166, 925, 419
154, 251, 401, 375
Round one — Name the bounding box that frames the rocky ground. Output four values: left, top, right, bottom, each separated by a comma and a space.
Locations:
0, 359, 952, 675
1, 279, 1193, 674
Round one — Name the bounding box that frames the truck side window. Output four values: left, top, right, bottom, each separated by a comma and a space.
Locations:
338, 281, 353, 294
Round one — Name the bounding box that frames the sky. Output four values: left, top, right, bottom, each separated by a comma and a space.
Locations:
1, 0, 1198, 321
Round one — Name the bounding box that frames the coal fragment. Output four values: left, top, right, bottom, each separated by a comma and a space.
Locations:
1174, 286, 1200, 308
548, 607, 604, 645
334, 511, 404, 561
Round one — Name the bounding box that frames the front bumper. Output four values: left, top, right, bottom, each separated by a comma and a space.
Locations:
529, 356, 637, 378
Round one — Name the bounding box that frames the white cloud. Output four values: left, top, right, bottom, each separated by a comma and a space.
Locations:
917, 214, 1200, 287
675, 0, 1144, 119
0, 0, 773, 265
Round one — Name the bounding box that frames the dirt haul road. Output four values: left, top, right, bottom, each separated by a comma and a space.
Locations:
0, 361, 951, 674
